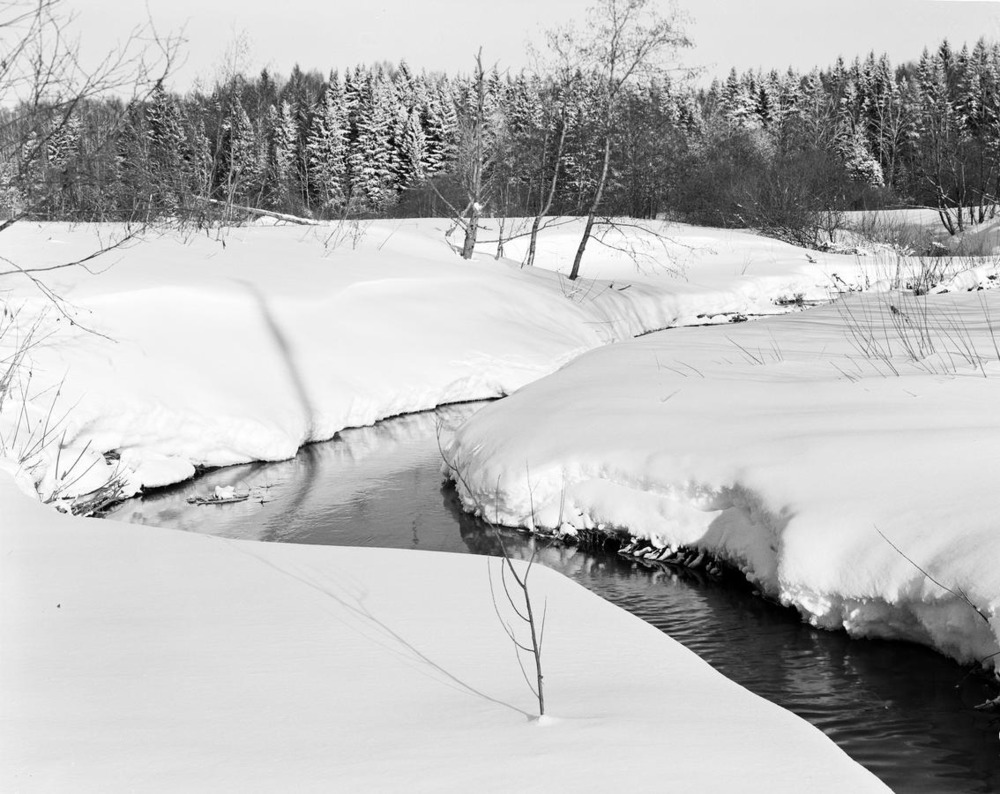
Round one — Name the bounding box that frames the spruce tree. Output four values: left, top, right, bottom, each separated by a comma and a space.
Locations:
348, 71, 398, 211
398, 106, 428, 188
221, 97, 264, 206
269, 100, 300, 210
145, 83, 187, 211
306, 82, 349, 213
423, 81, 458, 176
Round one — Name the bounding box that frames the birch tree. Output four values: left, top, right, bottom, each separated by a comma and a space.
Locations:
546, 0, 691, 280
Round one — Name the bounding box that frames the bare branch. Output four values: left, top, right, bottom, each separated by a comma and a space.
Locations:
875, 525, 991, 627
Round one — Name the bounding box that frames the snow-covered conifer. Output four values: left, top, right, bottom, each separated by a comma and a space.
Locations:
398, 106, 428, 187
306, 83, 349, 212
221, 97, 264, 204
840, 127, 885, 187
721, 68, 758, 129
423, 81, 458, 176
348, 71, 399, 211
44, 113, 82, 173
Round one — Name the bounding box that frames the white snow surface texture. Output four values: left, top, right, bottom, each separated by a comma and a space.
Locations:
1, 217, 872, 497
0, 217, 989, 789
447, 292, 1000, 673
3, 219, 999, 675
0, 474, 887, 791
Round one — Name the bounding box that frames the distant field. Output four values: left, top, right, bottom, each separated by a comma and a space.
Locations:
841, 208, 1000, 256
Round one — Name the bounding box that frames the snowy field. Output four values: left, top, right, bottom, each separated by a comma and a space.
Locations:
841, 207, 1000, 257
2, 216, 994, 788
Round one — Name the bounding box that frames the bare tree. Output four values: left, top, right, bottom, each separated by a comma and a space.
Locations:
459, 53, 490, 259
0, 0, 180, 336
546, 0, 690, 280
0, 0, 178, 230
484, 499, 547, 717
869, 77, 910, 195
425, 50, 507, 260
520, 71, 575, 267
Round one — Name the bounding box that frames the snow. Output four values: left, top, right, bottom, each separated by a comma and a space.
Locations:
446, 291, 1000, 673
2, 216, 980, 788
840, 207, 1000, 257
0, 474, 887, 791
0, 217, 868, 499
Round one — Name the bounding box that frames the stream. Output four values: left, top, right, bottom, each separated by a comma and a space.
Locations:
105, 403, 1000, 793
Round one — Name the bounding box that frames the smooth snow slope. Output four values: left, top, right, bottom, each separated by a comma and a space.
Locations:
0, 474, 888, 792
1, 218, 869, 499
447, 291, 1000, 672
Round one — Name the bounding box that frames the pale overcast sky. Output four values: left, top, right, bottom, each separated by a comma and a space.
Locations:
73, 0, 1000, 88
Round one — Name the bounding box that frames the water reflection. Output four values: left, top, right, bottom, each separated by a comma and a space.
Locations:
108, 404, 483, 549
105, 405, 1000, 793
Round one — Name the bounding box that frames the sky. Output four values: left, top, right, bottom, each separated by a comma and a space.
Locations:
71, 0, 1000, 88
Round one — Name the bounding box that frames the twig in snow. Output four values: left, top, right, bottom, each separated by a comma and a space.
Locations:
874, 525, 991, 627
438, 423, 547, 717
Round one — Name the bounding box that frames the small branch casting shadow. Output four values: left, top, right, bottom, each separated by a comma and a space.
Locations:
229, 542, 533, 719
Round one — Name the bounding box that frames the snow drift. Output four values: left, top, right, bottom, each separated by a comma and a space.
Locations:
0, 217, 869, 499
446, 291, 1000, 673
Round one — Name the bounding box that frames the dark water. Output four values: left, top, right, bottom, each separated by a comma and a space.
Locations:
106, 404, 1000, 793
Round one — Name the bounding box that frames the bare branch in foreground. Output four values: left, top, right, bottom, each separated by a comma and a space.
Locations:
438, 422, 547, 717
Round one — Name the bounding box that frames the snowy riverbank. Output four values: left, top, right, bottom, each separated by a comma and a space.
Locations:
446, 291, 1000, 676
1, 217, 991, 788
1, 217, 868, 499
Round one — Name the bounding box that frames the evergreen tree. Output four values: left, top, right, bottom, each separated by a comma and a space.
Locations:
306, 81, 349, 212
840, 126, 885, 187
398, 106, 428, 188
184, 113, 213, 206
348, 70, 399, 211
145, 82, 188, 210
268, 100, 300, 210
423, 80, 458, 176
220, 97, 264, 205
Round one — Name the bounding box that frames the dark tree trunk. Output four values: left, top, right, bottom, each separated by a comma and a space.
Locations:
569, 135, 612, 281
526, 120, 569, 267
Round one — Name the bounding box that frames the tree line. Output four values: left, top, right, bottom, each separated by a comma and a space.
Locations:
2, 19, 999, 251
691, 39, 1000, 244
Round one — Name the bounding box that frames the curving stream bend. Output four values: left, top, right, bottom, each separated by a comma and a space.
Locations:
105, 403, 1000, 793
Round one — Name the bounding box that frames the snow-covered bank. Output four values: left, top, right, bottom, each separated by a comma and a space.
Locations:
0, 474, 887, 792
1, 218, 864, 498
446, 291, 1000, 673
